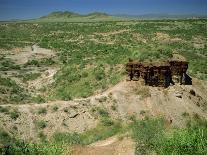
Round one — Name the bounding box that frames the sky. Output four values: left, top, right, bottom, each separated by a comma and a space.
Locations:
0, 0, 207, 20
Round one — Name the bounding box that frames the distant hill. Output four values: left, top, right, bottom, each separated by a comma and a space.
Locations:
1, 11, 207, 22
35, 11, 126, 22
86, 12, 109, 17
41, 11, 81, 19
41, 11, 109, 19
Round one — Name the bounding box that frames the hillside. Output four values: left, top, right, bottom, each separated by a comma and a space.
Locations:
35, 11, 124, 22
1, 79, 207, 140
41, 11, 81, 18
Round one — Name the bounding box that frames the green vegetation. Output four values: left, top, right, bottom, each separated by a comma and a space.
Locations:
132, 117, 207, 155
0, 19, 207, 101
0, 106, 9, 113
32, 95, 46, 104
0, 112, 125, 155
36, 120, 47, 129
0, 57, 20, 71
0, 76, 30, 104
9, 109, 20, 120
37, 107, 47, 114
0, 18, 207, 154
24, 58, 55, 67
22, 72, 41, 82
1, 115, 207, 155
52, 105, 59, 112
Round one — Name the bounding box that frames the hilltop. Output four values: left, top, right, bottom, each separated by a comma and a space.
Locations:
35, 11, 121, 22
41, 11, 81, 18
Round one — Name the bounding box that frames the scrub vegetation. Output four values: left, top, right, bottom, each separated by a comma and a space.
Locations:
1, 19, 207, 103
0, 17, 207, 154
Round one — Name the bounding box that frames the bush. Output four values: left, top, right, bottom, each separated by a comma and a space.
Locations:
132, 117, 207, 155
132, 118, 165, 154
37, 107, 47, 114
25, 59, 40, 67
38, 131, 47, 141
36, 120, 47, 129
97, 108, 109, 117
158, 127, 207, 155
0, 129, 11, 145
22, 73, 41, 82
53, 132, 81, 145
0, 106, 9, 113
32, 95, 46, 104
100, 117, 114, 126
52, 105, 59, 112
9, 109, 20, 120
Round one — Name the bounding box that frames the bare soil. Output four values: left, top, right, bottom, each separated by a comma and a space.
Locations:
67, 136, 135, 155
0, 78, 207, 142
6, 45, 56, 65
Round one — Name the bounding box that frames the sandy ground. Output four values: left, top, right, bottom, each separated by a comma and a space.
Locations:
68, 136, 135, 155
6, 45, 56, 65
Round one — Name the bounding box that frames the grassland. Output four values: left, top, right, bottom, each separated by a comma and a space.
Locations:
0, 18, 207, 154
1, 19, 207, 103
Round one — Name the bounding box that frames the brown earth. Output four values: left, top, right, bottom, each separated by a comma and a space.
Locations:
0, 78, 207, 142
67, 136, 135, 155
6, 45, 56, 65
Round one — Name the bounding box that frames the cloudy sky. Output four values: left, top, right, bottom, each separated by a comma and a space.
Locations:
0, 0, 207, 20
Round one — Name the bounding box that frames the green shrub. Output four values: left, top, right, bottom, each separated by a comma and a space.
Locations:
2, 140, 66, 155
9, 109, 20, 120
132, 118, 165, 153
182, 112, 190, 117
37, 107, 47, 114
0, 57, 21, 71
0, 106, 9, 113
32, 95, 46, 104
22, 73, 41, 82
158, 127, 207, 155
111, 104, 117, 111
63, 107, 68, 113
38, 131, 47, 141
52, 105, 59, 112
97, 108, 109, 118
100, 117, 114, 126
25, 59, 40, 67
0, 76, 30, 104
0, 129, 12, 145
132, 117, 207, 155
53, 132, 81, 145
36, 120, 47, 129
80, 120, 122, 145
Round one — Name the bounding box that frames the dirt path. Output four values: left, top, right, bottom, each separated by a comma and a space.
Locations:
68, 136, 135, 155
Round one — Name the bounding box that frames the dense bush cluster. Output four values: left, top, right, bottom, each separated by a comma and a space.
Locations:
132, 116, 207, 155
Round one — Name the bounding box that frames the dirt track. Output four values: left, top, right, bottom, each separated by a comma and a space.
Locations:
68, 136, 135, 155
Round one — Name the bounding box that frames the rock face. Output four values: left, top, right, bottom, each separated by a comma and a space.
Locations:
68, 109, 79, 118
126, 57, 191, 87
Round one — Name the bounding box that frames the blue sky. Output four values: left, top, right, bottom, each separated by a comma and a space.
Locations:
0, 0, 207, 20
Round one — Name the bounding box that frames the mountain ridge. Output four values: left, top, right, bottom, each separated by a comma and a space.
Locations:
41, 11, 110, 19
